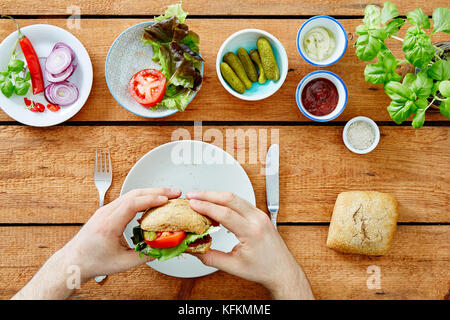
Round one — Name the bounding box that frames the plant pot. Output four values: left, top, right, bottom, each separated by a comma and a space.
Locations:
415, 41, 450, 111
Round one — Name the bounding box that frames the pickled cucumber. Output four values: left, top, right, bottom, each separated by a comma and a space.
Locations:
237, 48, 258, 83
249, 49, 267, 84
256, 37, 280, 81
223, 52, 252, 89
220, 62, 246, 94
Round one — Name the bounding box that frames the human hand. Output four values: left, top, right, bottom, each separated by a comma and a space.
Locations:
61, 188, 181, 281
186, 191, 314, 300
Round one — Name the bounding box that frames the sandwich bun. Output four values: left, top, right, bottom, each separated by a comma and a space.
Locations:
140, 199, 211, 235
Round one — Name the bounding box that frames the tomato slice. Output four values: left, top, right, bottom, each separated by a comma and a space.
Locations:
128, 69, 166, 107
145, 231, 186, 249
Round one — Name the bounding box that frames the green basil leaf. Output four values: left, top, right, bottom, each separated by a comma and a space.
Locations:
387, 100, 414, 124
431, 81, 440, 95
355, 34, 382, 61
384, 18, 405, 37
432, 8, 450, 34
381, 1, 399, 24
364, 50, 400, 84
439, 80, 450, 97
402, 73, 416, 88
355, 24, 368, 35
364, 62, 388, 84
24, 71, 31, 81
440, 98, 450, 118
0, 72, 9, 83
7, 59, 25, 73
427, 60, 450, 81
385, 81, 415, 102
14, 80, 30, 96
412, 98, 428, 128
403, 28, 435, 69
411, 70, 433, 99
363, 5, 381, 28
406, 8, 430, 29
0, 80, 14, 98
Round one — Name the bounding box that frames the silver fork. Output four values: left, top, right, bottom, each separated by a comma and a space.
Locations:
93, 149, 112, 283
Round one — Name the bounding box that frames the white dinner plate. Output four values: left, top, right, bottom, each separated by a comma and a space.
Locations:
121, 140, 255, 278
0, 24, 93, 126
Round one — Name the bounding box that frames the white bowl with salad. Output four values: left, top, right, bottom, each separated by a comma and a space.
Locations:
105, 4, 203, 119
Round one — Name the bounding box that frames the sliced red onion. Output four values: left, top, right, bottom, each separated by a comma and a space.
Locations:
53, 42, 75, 60
45, 47, 73, 75
44, 81, 79, 106
45, 63, 76, 83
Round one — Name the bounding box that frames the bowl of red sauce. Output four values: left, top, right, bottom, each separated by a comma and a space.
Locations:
296, 70, 347, 122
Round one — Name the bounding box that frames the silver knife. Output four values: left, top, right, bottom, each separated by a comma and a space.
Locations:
265, 144, 279, 229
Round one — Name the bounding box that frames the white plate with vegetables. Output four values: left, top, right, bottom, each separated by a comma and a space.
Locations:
121, 140, 256, 278
0, 21, 92, 127
105, 4, 203, 118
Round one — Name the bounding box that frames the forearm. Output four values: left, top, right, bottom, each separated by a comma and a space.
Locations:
268, 261, 315, 300
12, 249, 80, 300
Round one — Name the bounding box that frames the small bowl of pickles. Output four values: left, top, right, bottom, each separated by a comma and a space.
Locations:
216, 29, 288, 101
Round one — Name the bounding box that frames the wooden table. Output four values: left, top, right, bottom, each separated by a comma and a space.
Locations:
0, 0, 448, 300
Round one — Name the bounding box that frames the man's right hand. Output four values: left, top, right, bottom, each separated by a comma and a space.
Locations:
186, 191, 314, 300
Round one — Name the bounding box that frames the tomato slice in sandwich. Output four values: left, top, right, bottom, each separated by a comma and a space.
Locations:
145, 231, 186, 249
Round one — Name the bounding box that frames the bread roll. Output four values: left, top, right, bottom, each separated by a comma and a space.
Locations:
326, 191, 398, 256
140, 199, 211, 234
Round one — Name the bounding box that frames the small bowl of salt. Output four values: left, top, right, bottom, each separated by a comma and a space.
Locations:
343, 116, 380, 154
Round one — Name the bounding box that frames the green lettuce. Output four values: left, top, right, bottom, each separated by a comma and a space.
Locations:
132, 226, 219, 261
141, 3, 202, 111
154, 3, 188, 24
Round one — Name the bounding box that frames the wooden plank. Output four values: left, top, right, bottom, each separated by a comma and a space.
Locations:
0, 225, 448, 299
0, 18, 448, 122
0, 0, 444, 16
0, 125, 448, 224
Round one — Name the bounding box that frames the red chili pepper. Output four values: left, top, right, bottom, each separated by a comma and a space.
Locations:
3, 16, 44, 95
29, 101, 39, 112
35, 102, 45, 112
24, 97, 32, 107
46, 103, 60, 112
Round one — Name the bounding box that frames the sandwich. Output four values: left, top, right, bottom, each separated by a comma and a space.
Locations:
131, 199, 219, 261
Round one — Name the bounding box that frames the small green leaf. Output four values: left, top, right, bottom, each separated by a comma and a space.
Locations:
0, 80, 14, 98
14, 80, 30, 96
411, 70, 433, 99
363, 5, 381, 28
440, 99, 450, 118
7, 59, 25, 73
411, 99, 428, 128
385, 81, 415, 102
427, 60, 450, 81
406, 8, 430, 29
24, 71, 31, 81
432, 8, 450, 34
0, 72, 9, 83
381, 1, 399, 24
403, 28, 435, 69
384, 18, 405, 37
387, 100, 414, 124
355, 34, 382, 61
439, 80, 450, 97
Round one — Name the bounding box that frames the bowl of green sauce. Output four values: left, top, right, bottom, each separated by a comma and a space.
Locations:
296, 16, 347, 67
